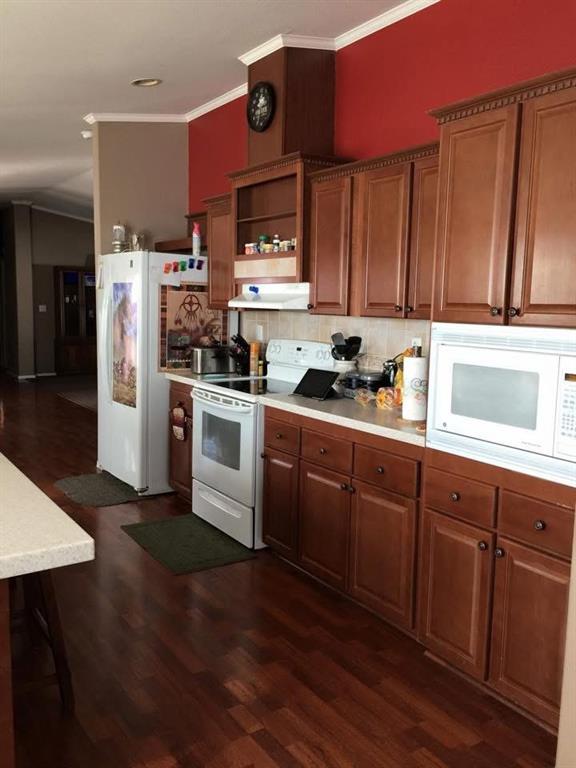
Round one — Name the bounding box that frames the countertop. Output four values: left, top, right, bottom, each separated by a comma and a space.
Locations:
259, 393, 426, 447
165, 370, 210, 386
0, 454, 95, 580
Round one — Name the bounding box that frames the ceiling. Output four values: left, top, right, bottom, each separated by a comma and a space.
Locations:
0, 0, 429, 220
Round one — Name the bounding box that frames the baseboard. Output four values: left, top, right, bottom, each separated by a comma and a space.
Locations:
36, 372, 57, 377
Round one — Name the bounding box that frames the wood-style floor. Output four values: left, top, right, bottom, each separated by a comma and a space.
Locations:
0, 375, 557, 768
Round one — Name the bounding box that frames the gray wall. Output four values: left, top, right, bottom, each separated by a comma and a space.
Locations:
93, 121, 188, 255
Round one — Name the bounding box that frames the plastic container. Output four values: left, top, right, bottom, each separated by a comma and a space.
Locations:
192, 222, 201, 257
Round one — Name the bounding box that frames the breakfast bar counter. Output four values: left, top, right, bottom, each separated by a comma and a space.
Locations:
0, 454, 95, 768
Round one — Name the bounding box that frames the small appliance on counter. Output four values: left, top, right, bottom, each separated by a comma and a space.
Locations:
189, 346, 236, 376
342, 364, 397, 399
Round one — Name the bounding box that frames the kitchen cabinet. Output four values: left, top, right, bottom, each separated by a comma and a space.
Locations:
308, 144, 439, 319
356, 163, 411, 317
349, 481, 417, 630
510, 87, 576, 326
418, 508, 494, 680
431, 68, 576, 327
308, 176, 353, 315
262, 448, 299, 560
489, 538, 570, 727
168, 381, 193, 500
205, 194, 233, 310
298, 461, 350, 590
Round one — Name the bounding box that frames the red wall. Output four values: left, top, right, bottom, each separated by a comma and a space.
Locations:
188, 96, 247, 211
189, 0, 576, 210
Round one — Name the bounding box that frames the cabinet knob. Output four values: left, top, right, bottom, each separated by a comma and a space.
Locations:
494, 547, 505, 558
490, 306, 502, 317
405, 306, 414, 314
275, 432, 282, 439
307, 303, 314, 311
376, 466, 385, 474
319, 448, 327, 455
534, 519, 546, 531
449, 491, 460, 502
340, 483, 348, 491
394, 305, 403, 312
507, 307, 521, 317
260, 452, 266, 459
478, 541, 488, 552
348, 485, 356, 494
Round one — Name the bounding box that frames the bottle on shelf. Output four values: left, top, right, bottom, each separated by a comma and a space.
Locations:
192, 222, 201, 257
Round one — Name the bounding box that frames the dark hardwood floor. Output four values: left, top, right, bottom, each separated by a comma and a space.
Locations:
0, 375, 557, 768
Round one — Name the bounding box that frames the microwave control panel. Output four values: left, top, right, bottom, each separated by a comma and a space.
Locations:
555, 356, 576, 460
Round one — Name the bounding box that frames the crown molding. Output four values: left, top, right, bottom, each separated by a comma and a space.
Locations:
238, 33, 334, 66
334, 0, 441, 50
83, 112, 186, 124
183, 83, 248, 121
30, 205, 94, 224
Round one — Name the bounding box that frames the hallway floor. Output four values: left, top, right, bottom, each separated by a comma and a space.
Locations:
0, 376, 557, 768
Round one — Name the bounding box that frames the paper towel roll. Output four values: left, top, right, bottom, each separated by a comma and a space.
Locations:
402, 357, 428, 421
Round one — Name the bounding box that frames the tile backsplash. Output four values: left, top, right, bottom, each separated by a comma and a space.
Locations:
240, 311, 430, 369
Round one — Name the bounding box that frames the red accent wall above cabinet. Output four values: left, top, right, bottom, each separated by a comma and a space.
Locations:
188, 96, 248, 212
335, 0, 576, 160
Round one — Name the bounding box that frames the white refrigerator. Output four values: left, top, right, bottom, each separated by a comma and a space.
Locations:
96, 251, 193, 494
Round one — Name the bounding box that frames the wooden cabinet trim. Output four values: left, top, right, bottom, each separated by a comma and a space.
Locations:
407, 156, 439, 319
308, 142, 439, 182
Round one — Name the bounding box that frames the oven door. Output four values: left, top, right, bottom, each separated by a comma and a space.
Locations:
192, 387, 256, 507
433, 345, 559, 456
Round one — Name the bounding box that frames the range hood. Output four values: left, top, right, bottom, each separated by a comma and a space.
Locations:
228, 283, 310, 311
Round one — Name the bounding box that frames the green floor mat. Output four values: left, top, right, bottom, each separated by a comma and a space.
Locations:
55, 471, 140, 506
121, 513, 256, 574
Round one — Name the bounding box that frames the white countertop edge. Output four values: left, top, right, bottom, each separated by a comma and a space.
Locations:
259, 395, 426, 448
165, 371, 201, 386
0, 539, 95, 581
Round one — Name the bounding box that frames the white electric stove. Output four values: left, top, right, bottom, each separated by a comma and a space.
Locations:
191, 340, 334, 548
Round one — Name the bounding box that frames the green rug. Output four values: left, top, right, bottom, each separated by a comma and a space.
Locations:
121, 514, 256, 574
55, 471, 140, 506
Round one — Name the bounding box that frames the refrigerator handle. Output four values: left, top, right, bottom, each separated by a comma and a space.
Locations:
102, 285, 114, 402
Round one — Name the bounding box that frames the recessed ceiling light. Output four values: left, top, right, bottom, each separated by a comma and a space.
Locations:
131, 77, 162, 87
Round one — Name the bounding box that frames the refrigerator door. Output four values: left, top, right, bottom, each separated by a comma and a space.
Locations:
97, 251, 148, 490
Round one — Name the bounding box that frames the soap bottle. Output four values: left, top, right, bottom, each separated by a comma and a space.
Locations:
192, 222, 201, 258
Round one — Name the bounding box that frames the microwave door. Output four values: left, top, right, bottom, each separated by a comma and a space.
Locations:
434, 346, 559, 456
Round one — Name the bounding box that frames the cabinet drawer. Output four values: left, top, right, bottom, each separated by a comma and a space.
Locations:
425, 467, 496, 528
265, 418, 300, 455
301, 429, 353, 473
353, 445, 419, 498
499, 491, 574, 559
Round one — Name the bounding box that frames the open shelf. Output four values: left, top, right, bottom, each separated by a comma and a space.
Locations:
237, 210, 297, 225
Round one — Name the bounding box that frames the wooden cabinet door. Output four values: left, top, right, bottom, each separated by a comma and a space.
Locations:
510, 89, 576, 327
419, 509, 494, 680
309, 176, 353, 315
206, 194, 233, 310
168, 382, 192, 499
357, 163, 411, 317
406, 156, 439, 319
489, 537, 570, 727
298, 461, 350, 589
349, 481, 417, 631
262, 448, 299, 560
433, 105, 519, 324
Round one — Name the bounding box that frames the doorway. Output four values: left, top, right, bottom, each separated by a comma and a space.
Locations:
54, 267, 96, 374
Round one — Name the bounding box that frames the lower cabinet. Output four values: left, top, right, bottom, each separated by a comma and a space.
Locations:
168, 381, 193, 499
418, 509, 494, 681
349, 481, 417, 631
298, 462, 351, 590
262, 449, 299, 560
489, 537, 571, 726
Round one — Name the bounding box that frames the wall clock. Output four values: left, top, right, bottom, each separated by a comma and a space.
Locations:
247, 81, 275, 132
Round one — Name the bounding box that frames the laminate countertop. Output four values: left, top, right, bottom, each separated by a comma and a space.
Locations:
259, 393, 426, 447
0, 454, 95, 580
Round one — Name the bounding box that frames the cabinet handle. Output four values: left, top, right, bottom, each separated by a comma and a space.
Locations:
449, 491, 460, 502
348, 485, 356, 494
340, 483, 348, 491
490, 306, 502, 317
478, 541, 488, 552
494, 547, 505, 558
376, 466, 385, 474
275, 432, 283, 439
307, 303, 314, 311
319, 448, 327, 455
405, 306, 414, 314
394, 305, 403, 312
507, 307, 521, 317
534, 519, 546, 531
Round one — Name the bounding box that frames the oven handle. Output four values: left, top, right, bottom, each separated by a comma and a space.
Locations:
192, 388, 255, 415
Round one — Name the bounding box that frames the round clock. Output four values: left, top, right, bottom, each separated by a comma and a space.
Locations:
247, 81, 275, 132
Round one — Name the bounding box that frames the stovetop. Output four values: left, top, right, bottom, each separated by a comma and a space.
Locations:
203, 377, 295, 396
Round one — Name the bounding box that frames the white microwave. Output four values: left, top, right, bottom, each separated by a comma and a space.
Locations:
427, 324, 576, 487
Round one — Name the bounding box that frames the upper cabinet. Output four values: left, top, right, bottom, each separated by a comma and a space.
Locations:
431, 68, 576, 327
308, 144, 439, 319
204, 194, 233, 310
